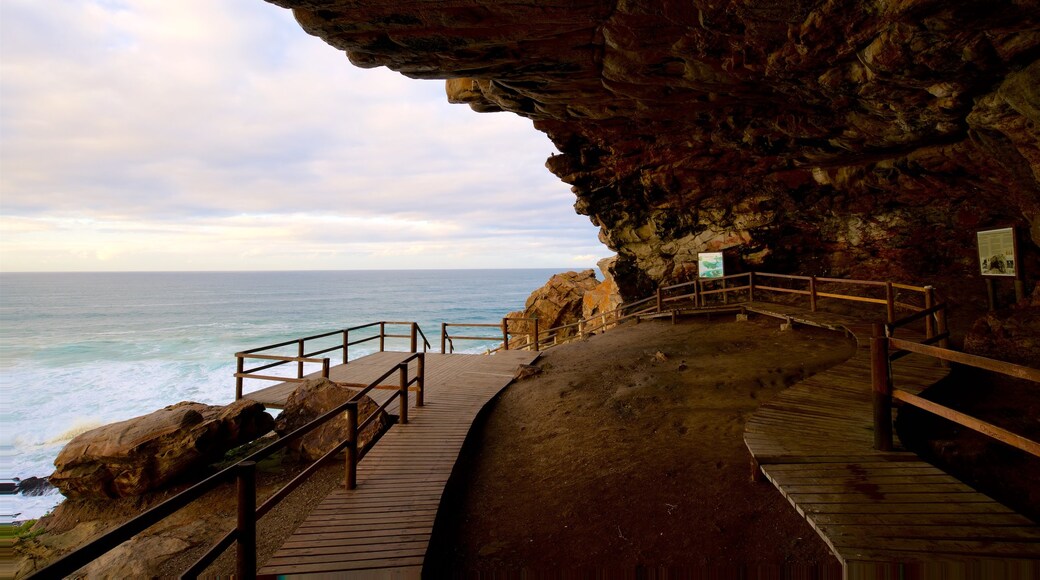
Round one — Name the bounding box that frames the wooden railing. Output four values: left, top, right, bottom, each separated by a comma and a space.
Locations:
29, 353, 425, 580
462, 271, 943, 356
235, 321, 430, 399
871, 331, 1040, 456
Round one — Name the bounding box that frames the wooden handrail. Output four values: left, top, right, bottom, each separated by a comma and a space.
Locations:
892, 390, 1040, 458
873, 334, 1039, 460
889, 338, 1040, 382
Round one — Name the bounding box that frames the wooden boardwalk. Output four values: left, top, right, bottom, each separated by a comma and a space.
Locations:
742, 303, 1040, 576
252, 349, 539, 578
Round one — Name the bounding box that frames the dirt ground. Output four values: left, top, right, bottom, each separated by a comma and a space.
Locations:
19, 315, 856, 577
425, 316, 854, 575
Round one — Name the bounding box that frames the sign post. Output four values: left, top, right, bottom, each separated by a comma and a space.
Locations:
976, 226, 1024, 310
698, 252, 724, 279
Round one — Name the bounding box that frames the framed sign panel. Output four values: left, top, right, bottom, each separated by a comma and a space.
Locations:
977, 227, 1017, 277
698, 252, 724, 278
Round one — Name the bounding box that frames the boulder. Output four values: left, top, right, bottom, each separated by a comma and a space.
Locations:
49, 399, 274, 499
963, 284, 1040, 367
274, 378, 391, 462
582, 256, 624, 326
507, 270, 600, 346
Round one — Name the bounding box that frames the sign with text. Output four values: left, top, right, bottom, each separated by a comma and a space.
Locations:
977, 227, 1017, 277
698, 252, 724, 278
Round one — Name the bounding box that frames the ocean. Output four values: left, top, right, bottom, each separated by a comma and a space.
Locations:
1, 269, 565, 522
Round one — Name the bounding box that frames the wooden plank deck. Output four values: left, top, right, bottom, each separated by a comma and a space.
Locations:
255, 349, 539, 578
742, 303, 1040, 576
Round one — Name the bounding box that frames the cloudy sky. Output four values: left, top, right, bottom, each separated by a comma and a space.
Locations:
0, 0, 607, 272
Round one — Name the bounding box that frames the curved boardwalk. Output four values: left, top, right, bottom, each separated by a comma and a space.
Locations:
743, 303, 1040, 577
254, 350, 538, 579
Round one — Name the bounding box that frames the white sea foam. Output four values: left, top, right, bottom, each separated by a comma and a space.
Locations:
3, 269, 560, 521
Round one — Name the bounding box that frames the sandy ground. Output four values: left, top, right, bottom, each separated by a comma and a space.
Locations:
19, 315, 856, 577
425, 316, 853, 574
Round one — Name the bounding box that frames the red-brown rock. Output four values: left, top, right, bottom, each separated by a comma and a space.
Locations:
273, 378, 390, 461
49, 399, 274, 499
507, 269, 600, 346
267, 0, 1039, 304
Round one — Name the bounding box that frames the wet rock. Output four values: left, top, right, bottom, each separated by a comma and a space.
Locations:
15, 477, 54, 497
49, 399, 274, 499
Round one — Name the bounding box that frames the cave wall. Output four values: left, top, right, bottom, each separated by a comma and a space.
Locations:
268, 0, 1040, 304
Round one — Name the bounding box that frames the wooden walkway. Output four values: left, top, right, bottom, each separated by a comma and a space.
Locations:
742, 303, 1040, 577
250, 349, 539, 578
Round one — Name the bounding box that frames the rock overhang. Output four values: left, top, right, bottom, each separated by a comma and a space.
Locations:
266, 0, 1039, 302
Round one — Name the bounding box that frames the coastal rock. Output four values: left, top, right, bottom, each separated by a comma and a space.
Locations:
267, 0, 1039, 306
274, 378, 390, 461
15, 477, 54, 497
49, 399, 274, 499
507, 270, 600, 346
582, 256, 623, 325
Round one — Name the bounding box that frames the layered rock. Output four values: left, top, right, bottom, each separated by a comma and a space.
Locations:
50, 399, 273, 499
583, 256, 623, 321
274, 378, 390, 461
267, 0, 1039, 304
507, 269, 601, 345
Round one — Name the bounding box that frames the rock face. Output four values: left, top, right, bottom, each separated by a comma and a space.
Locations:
49, 399, 274, 499
583, 256, 623, 322
267, 0, 1038, 304
506, 269, 601, 345
964, 283, 1040, 366
274, 378, 391, 461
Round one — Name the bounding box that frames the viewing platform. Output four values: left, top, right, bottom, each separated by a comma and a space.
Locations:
251, 349, 539, 577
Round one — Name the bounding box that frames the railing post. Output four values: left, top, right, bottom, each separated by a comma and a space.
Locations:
416, 353, 425, 407
343, 329, 349, 364
885, 282, 895, 324
749, 272, 755, 302
236, 461, 257, 580
871, 324, 893, 452
809, 276, 818, 312
297, 339, 305, 379
379, 322, 386, 352
656, 288, 663, 313
722, 277, 728, 305
695, 279, 701, 308
501, 318, 509, 351
322, 358, 330, 379
440, 323, 447, 354
579, 319, 586, 340
398, 364, 409, 425
410, 323, 418, 353
344, 402, 358, 489
924, 286, 935, 340
936, 305, 950, 368
532, 318, 540, 351
235, 355, 244, 400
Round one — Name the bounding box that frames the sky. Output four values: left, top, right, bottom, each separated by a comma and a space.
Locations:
0, 0, 608, 272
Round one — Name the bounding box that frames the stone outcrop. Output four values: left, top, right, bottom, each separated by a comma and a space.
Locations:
274, 378, 391, 461
506, 269, 601, 345
964, 283, 1040, 366
583, 256, 623, 321
49, 399, 274, 499
266, 0, 1038, 305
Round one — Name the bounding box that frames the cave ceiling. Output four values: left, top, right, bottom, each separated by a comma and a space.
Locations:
266, 0, 1040, 301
